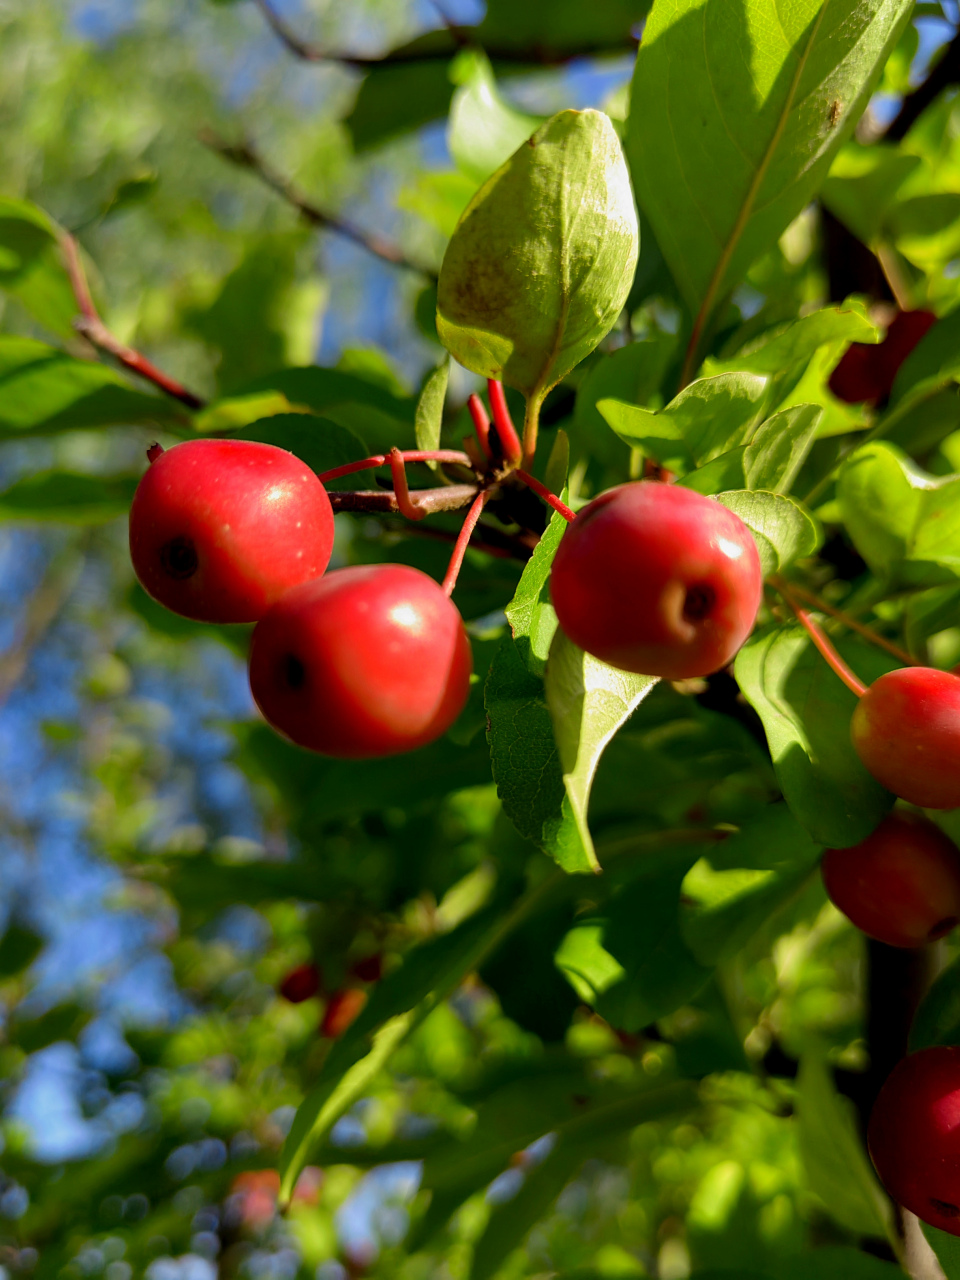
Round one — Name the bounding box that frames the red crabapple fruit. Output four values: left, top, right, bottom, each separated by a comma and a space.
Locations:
248, 564, 472, 758
869, 1046, 960, 1235
129, 439, 334, 624
851, 667, 960, 809
279, 963, 322, 1003
549, 482, 763, 679
321, 988, 367, 1039
822, 811, 960, 948
829, 309, 937, 405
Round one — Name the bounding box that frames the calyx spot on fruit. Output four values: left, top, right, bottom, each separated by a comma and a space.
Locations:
129, 438, 334, 624
822, 811, 960, 948
248, 564, 472, 759
869, 1046, 960, 1236
851, 667, 960, 809
549, 482, 763, 679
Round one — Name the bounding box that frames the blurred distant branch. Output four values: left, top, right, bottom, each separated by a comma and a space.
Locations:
59, 234, 205, 411
251, 0, 636, 66
199, 129, 437, 279
885, 28, 960, 142
0, 542, 86, 710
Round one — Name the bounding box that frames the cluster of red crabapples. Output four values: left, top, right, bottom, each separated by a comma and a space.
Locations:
128, 378, 769, 759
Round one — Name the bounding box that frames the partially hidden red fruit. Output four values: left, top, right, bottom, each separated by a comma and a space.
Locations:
822, 812, 960, 948
321, 988, 367, 1039
851, 667, 960, 809
279, 962, 321, 1003
829, 309, 937, 405
550, 482, 763, 679
869, 1046, 960, 1235
249, 564, 472, 758
129, 439, 334, 624
351, 954, 383, 983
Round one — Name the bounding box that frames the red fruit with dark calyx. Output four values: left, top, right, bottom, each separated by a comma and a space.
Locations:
851, 667, 960, 809
822, 812, 960, 948
249, 564, 472, 758
129, 439, 334, 623
869, 1046, 960, 1235
829, 309, 937, 405
279, 963, 321, 1003
550, 482, 763, 679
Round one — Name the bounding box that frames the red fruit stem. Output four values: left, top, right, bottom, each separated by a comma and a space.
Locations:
777, 585, 868, 698
513, 469, 576, 523
772, 576, 915, 666
388, 448, 428, 521
60, 232, 205, 411
486, 380, 523, 464
442, 489, 492, 596
467, 394, 493, 461
315, 449, 472, 485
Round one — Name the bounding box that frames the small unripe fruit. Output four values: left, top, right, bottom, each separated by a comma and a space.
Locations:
851, 667, 960, 809
822, 812, 960, 948
869, 1046, 960, 1235
249, 565, 472, 758
129, 439, 334, 623
279, 963, 321, 1003
550, 482, 763, 679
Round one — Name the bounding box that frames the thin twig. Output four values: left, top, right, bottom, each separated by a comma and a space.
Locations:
328, 484, 480, 516
442, 489, 492, 594
200, 129, 436, 278
252, 0, 638, 67
774, 583, 869, 697
316, 450, 473, 485
513, 469, 576, 523
771, 577, 914, 665
59, 234, 204, 410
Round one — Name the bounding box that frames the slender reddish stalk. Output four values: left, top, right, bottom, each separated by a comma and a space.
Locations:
772, 576, 914, 666
389, 448, 427, 521
442, 490, 491, 595
513, 469, 576, 523
467, 394, 493, 461
315, 449, 472, 485
487, 380, 523, 464
777, 584, 868, 698
60, 234, 204, 410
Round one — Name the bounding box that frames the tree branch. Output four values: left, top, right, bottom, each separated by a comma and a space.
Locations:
885, 29, 960, 143
251, 0, 638, 67
59, 234, 205, 410
199, 129, 436, 278
328, 483, 481, 516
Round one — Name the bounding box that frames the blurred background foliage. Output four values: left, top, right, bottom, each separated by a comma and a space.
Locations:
1, 1, 960, 1278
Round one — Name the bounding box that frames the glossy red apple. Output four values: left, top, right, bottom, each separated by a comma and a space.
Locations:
248, 564, 472, 758
549, 482, 763, 679
822, 812, 960, 948
869, 1046, 960, 1235
851, 667, 960, 809
130, 439, 334, 623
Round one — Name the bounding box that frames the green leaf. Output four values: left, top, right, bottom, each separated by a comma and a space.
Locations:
486, 511, 566, 850
923, 1224, 960, 1280
680, 805, 821, 965
0, 923, 43, 978
890, 306, 960, 409
447, 51, 544, 185
599, 372, 767, 468
715, 490, 821, 576
0, 338, 187, 438
544, 629, 658, 874
797, 1043, 894, 1240
230, 413, 368, 488
0, 471, 138, 523
742, 404, 823, 494
627, 0, 913, 327
346, 59, 457, 151
779, 1251, 906, 1280
437, 109, 638, 403
821, 142, 922, 245
735, 627, 896, 846
414, 355, 450, 462
0, 198, 77, 339
574, 339, 677, 457
910, 956, 960, 1051
837, 442, 960, 586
